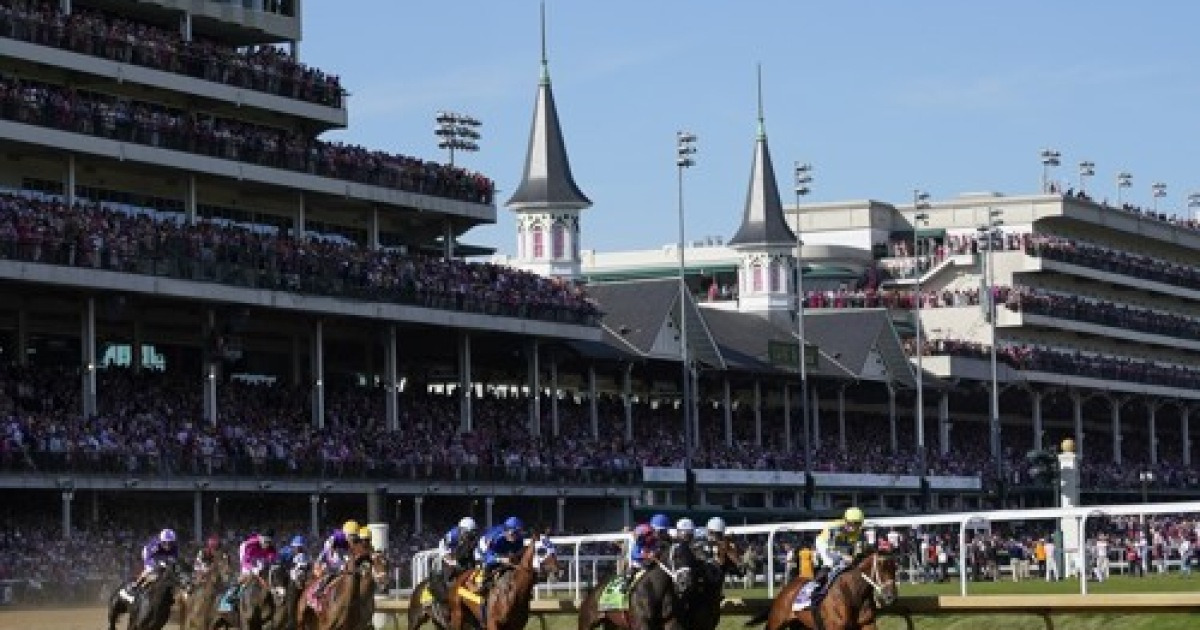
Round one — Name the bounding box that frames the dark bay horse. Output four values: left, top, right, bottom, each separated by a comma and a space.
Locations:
748, 548, 899, 630
680, 538, 745, 630
233, 564, 289, 630
577, 562, 686, 630
107, 561, 182, 630
449, 533, 540, 630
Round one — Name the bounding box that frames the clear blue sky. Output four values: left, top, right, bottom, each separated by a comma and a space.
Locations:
302, 1, 1200, 255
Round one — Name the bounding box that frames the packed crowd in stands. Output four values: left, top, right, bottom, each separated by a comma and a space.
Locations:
919, 338, 1200, 390
880, 230, 1030, 280
0, 191, 598, 325
0, 0, 338, 106
0, 72, 493, 204
1059, 185, 1200, 236
1025, 234, 1200, 292
1005, 285, 1200, 341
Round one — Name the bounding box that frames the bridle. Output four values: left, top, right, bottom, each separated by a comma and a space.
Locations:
855, 553, 896, 608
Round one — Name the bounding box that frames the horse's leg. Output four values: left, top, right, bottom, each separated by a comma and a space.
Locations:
106, 591, 122, 630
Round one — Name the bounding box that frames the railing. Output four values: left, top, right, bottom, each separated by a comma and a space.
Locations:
0, 450, 639, 486
0, 236, 599, 326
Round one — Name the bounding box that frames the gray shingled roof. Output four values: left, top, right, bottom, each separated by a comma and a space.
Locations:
727, 124, 796, 249
588, 279, 724, 368
701, 308, 856, 378
506, 61, 591, 210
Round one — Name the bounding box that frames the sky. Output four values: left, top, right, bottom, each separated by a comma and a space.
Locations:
301, 1, 1200, 256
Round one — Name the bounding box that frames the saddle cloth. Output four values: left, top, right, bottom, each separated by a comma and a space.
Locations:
598, 570, 645, 612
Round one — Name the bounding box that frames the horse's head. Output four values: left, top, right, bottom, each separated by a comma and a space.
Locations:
533, 538, 561, 581
854, 546, 899, 607
715, 538, 744, 576
368, 551, 388, 586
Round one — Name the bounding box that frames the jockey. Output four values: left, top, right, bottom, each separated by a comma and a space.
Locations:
283, 535, 311, 583
342, 519, 362, 544
225, 530, 278, 604
119, 528, 179, 601
313, 529, 352, 598
478, 516, 525, 595
700, 517, 728, 561
357, 526, 374, 554
439, 517, 479, 579
797, 507, 866, 606
614, 522, 659, 594
194, 535, 225, 577
667, 518, 696, 571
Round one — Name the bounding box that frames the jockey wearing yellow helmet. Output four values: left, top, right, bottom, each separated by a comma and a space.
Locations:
794, 507, 867, 610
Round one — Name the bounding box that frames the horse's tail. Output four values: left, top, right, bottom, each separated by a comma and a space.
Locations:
743, 608, 769, 626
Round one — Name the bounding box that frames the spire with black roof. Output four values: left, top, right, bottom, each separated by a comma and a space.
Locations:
728, 66, 798, 319
506, 2, 591, 279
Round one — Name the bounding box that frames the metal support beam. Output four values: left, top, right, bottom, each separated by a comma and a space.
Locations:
458, 332, 472, 432
65, 153, 76, 207
623, 363, 634, 441
80, 298, 96, 417
723, 379, 733, 448
1032, 389, 1044, 451
385, 325, 398, 431
312, 320, 325, 429
528, 339, 541, 437
185, 174, 197, 225
550, 361, 560, 437
588, 365, 599, 439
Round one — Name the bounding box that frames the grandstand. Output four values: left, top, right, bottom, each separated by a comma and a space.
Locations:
2, 3, 1199, 609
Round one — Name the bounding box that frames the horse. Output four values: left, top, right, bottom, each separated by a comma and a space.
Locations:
747, 547, 899, 630
297, 550, 386, 630
677, 538, 746, 630
181, 563, 227, 630
231, 563, 289, 630
107, 560, 182, 630
576, 562, 686, 630
448, 532, 541, 630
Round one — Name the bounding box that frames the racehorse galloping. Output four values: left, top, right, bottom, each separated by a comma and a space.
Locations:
748, 548, 898, 630
353, 551, 388, 630
407, 578, 449, 630
181, 568, 224, 630
236, 564, 288, 630
577, 562, 686, 630
296, 553, 372, 630
450, 532, 541, 630
107, 561, 181, 630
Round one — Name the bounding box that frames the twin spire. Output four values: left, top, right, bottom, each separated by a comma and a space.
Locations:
727, 65, 797, 249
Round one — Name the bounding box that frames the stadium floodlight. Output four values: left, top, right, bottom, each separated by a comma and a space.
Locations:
977, 208, 1005, 502
1078, 161, 1095, 193
795, 161, 813, 496
435, 110, 482, 166
1151, 182, 1167, 212
676, 130, 697, 508
912, 188, 931, 479
1116, 172, 1133, 205
1039, 148, 1061, 193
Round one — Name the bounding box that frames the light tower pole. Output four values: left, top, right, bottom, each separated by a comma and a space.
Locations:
1116, 172, 1133, 206
1078, 161, 1095, 194
676, 131, 697, 507
794, 161, 813, 486
978, 208, 1004, 496
913, 190, 931, 476
1040, 148, 1061, 193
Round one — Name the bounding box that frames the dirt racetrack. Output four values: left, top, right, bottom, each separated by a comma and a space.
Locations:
0, 605, 126, 630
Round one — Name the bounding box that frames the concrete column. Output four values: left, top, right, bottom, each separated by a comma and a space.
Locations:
753, 380, 763, 447
385, 325, 398, 431
1111, 398, 1122, 466
80, 297, 97, 417
550, 361, 560, 437
1058, 443, 1081, 575
367, 489, 383, 523
556, 497, 565, 533
588, 365, 599, 439
60, 0, 71, 15
413, 496, 424, 534
888, 384, 898, 454
458, 332, 472, 432
527, 339, 541, 437
811, 387, 821, 445
722, 379, 733, 447
622, 498, 632, 527
312, 320, 325, 429
1147, 402, 1158, 466
484, 496, 494, 529
15, 308, 27, 367
294, 192, 306, 239
938, 392, 950, 457
203, 362, 218, 427
65, 154, 76, 207
61, 490, 74, 540
1031, 390, 1044, 451
131, 319, 143, 374
291, 334, 303, 387
180, 11, 192, 42
444, 220, 455, 259
369, 206, 381, 250
185, 174, 197, 224
309, 494, 320, 541
1072, 391, 1085, 459
1183, 407, 1192, 468
838, 384, 848, 452
623, 364, 633, 441
782, 383, 791, 451
193, 490, 203, 544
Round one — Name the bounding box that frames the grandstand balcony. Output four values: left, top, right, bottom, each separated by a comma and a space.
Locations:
97, 0, 301, 45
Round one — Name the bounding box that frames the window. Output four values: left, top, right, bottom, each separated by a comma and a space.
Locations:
752, 263, 764, 292
769, 261, 781, 292
552, 223, 566, 259
532, 226, 545, 259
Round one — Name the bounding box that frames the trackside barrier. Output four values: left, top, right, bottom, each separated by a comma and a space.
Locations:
406, 500, 1200, 600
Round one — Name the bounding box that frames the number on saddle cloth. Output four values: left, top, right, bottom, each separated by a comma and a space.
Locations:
598, 570, 643, 612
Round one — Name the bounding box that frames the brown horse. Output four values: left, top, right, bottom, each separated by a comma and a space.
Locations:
181, 567, 225, 630
749, 548, 899, 630
448, 533, 541, 630
296, 551, 385, 630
